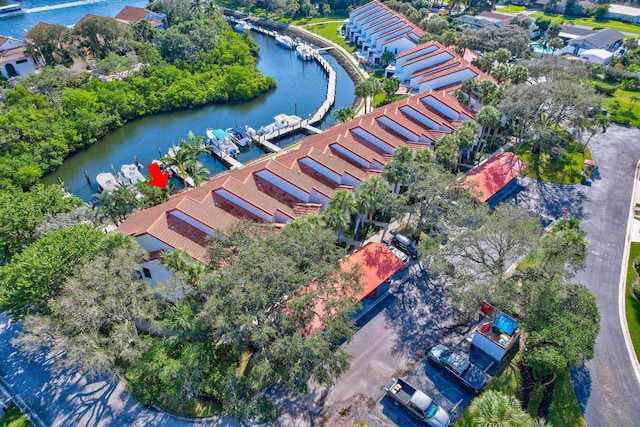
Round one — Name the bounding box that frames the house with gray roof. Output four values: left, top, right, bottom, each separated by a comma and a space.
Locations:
567, 28, 624, 52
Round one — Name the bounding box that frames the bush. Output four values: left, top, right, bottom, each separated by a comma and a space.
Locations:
633, 282, 640, 300
593, 82, 617, 96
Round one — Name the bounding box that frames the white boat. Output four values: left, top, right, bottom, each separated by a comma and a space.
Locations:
120, 164, 146, 185
96, 172, 122, 193
296, 44, 315, 61
205, 128, 240, 157
233, 20, 251, 33
257, 114, 302, 135
226, 127, 252, 148
0, 4, 25, 19
275, 34, 296, 50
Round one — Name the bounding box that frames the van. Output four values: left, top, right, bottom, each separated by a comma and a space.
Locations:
389, 230, 418, 259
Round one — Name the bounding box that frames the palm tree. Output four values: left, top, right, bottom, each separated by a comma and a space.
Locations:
383, 146, 414, 193
161, 248, 207, 293
93, 186, 137, 225
353, 186, 375, 239
328, 188, 355, 214
475, 106, 502, 155
161, 132, 210, 188
380, 51, 395, 68
468, 390, 536, 427
321, 207, 350, 239
355, 78, 383, 114
333, 107, 355, 124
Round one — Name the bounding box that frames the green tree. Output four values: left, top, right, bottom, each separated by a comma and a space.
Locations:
383, 77, 400, 102
0, 225, 104, 318
12, 236, 161, 379
161, 132, 210, 188
74, 15, 133, 60
469, 390, 539, 427
199, 220, 360, 415
380, 51, 395, 68
25, 23, 75, 67
94, 185, 138, 225
333, 107, 355, 124
524, 283, 600, 381
355, 78, 383, 113
475, 105, 502, 154
594, 4, 609, 21
445, 203, 542, 315
0, 184, 83, 263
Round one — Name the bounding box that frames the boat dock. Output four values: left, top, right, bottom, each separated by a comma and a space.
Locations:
217, 151, 244, 170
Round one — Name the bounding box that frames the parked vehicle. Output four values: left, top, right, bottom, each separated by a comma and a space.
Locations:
382, 377, 450, 427
389, 230, 418, 259
427, 344, 489, 393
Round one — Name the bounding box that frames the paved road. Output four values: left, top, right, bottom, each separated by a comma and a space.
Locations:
569, 125, 640, 426
0, 314, 224, 427
506, 125, 640, 426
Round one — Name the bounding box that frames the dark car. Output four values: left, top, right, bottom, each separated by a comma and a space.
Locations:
389, 230, 418, 259
427, 344, 489, 393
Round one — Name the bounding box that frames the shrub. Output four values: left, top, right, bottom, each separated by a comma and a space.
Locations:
593, 82, 617, 96
633, 256, 640, 276
633, 282, 640, 300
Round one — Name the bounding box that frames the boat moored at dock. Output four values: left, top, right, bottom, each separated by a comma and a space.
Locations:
275, 34, 296, 50
233, 20, 251, 33
226, 127, 253, 148
296, 43, 315, 61
96, 172, 122, 193
205, 128, 240, 157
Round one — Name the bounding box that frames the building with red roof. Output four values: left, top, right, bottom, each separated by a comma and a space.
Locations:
117, 89, 475, 285
302, 242, 406, 334
463, 152, 528, 203
115, 6, 168, 30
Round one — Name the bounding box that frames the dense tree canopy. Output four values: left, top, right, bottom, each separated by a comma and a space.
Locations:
0, 15, 274, 191
0, 184, 82, 263
0, 224, 104, 317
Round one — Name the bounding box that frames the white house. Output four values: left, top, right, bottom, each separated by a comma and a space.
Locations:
0, 36, 39, 79
607, 4, 640, 24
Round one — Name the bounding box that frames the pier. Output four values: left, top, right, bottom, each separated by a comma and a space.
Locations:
216, 151, 244, 170
228, 17, 337, 147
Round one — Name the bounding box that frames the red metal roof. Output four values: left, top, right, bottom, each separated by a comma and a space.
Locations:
463, 152, 528, 202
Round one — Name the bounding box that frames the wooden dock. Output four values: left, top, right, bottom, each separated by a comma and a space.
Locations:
216, 151, 244, 170
244, 22, 336, 143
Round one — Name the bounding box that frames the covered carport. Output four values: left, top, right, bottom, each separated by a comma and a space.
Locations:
463, 152, 529, 205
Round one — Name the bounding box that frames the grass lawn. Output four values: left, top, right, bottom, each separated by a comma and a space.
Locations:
603, 88, 640, 127
0, 405, 32, 427
454, 350, 585, 426
291, 12, 348, 26
302, 21, 355, 53
530, 12, 640, 34
514, 144, 593, 185
625, 242, 640, 362
548, 370, 587, 427
496, 5, 526, 13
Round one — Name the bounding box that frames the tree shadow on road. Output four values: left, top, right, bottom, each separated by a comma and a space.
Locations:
570, 364, 592, 415
384, 265, 466, 362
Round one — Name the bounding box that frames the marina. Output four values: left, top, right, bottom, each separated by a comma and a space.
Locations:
42, 25, 354, 202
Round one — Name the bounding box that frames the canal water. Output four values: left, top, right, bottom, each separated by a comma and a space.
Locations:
37, 32, 355, 201
0, 0, 147, 40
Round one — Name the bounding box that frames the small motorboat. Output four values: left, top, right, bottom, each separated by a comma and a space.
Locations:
275, 34, 296, 50
226, 127, 253, 148
205, 128, 240, 157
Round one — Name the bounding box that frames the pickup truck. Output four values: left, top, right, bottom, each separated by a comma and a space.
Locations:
382, 377, 450, 427
427, 344, 489, 393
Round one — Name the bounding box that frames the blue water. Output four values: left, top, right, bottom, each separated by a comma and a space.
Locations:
0, 0, 147, 39
3, 1, 356, 202
40, 30, 355, 201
